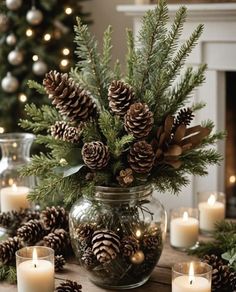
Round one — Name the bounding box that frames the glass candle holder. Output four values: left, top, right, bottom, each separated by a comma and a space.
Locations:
16, 246, 54, 292
172, 261, 212, 292
198, 191, 225, 235
170, 208, 199, 251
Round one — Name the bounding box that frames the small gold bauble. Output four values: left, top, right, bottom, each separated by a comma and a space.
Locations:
130, 250, 145, 264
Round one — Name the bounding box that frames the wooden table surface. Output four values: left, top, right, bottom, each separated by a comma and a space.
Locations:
0, 236, 197, 292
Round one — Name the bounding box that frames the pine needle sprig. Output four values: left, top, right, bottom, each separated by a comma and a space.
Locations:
126, 29, 136, 84
0, 265, 17, 284
27, 80, 46, 95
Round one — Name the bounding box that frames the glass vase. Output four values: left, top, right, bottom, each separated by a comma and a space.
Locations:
69, 185, 167, 290
0, 133, 35, 213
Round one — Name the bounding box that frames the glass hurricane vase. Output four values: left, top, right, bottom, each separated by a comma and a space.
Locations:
69, 185, 167, 290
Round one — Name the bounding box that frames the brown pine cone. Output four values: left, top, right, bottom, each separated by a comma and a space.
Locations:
76, 223, 95, 243
41, 206, 69, 231
82, 141, 110, 170
43, 228, 70, 255
81, 247, 96, 269
17, 219, 45, 244
128, 140, 155, 173
202, 254, 236, 292
43, 70, 97, 122
92, 229, 120, 263
51, 121, 69, 140
0, 211, 12, 228
121, 236, 139, 257
124, 102, 154, 139
108, 80, 135, 117
173, 108, 194, 132
55, 255, 66, 272
63, 126, 81, 143
56, 280, 82, 292
0, 236, 22, 264
24, 209, 41, 221
142, 234, 161, 250
117, 168, 134, 187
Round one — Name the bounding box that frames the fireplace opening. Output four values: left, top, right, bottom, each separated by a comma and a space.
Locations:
225, 71, 236, 218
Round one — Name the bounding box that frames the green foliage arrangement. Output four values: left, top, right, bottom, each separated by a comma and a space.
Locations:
20, 0, 224, 207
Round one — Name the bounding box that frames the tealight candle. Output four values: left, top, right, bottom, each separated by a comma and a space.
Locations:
170, 208, 199, 250
16, 246, 54, 292
198, 192, 225, 234
172, 261, 212, 292
0, 184, 30, 212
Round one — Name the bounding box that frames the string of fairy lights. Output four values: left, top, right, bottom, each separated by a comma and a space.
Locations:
0, 1, 75, 133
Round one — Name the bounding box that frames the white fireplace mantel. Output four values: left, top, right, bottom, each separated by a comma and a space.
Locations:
117, 3, 236, 211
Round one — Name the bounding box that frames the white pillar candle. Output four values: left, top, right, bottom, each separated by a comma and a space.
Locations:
170, 211, 199, 249
198, 194, 225, 232
17, 248, 54, 292
0, 184, 30, 212
172, 262, 211, 292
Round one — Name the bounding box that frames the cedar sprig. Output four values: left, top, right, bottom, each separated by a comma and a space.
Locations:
0, 265, 17, 284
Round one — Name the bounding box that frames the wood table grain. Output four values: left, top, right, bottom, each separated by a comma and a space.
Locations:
0, 236, 198, 292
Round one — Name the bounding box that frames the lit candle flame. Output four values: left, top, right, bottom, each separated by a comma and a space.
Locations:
183, 211, 188, 221
189, 262, 195, 285
12, 184, 17, 192
208, 194, 216, 206
32, 248, 38, 268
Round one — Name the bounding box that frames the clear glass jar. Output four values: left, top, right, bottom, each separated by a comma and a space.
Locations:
69, 185, 167, 290
0, 133, 35, 213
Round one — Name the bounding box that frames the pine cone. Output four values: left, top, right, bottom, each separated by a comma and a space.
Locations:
173, 108, 194, 132
92, 229, 120, 263
76, 223, 95, 243
121, 236, 139, 257
43, 229, 70, 255
43, 70, 97, 122
24, 209, 41, 221
63, 126, 81, 143
0, 211, 12, 228
51, 121, 69, 140
108, 80, 135, 117
124, 102, 154, 139
0, 237, 22, 264
117, 168, 134, 187
202, 254, 236, 292
56, 280, 82, 292
55, 255, 66, 272
82, 141, 110, 170
41, 206, 69, 231
142, 234, 161, 250
17, 219, 45, 244
81, 247, 96, 269
128, 140, 155, 173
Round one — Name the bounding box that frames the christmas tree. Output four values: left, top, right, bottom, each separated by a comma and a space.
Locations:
0, 0, 91, 133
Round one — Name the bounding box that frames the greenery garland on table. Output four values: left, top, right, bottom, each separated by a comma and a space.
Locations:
19, 0, 224, 208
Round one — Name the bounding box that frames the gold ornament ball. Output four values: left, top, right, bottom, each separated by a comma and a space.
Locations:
8, 49, 24, 66
6, 33, 17, 46
6, 0, 22, 10
1, 72, 19, 93
32, 60, 48, 76
130, 250, 145, 264
26, 7, 43, 25
0, 14, 10, 33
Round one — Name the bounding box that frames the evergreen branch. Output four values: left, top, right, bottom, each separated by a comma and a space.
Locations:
126, 29, 136, 84
6, 266, 17, 284
82, 121, 101, 143
113, 59, 122, 80
114, 134, 134, 158
191, 101, 206, 112
102, 25, 112, 69
27, 80, 46, 95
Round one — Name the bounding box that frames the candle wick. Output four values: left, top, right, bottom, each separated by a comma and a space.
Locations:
34, 264, 36, 268
190, 280, 193, 285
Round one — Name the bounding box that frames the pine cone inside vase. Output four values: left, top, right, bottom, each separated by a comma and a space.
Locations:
128, 140, 155, 174
76, 223, 95, 243
82, 141, 110, 170
41, 206, 69, 231
17, 219, 45, 244
0, 236, 22, 264
202, 254, 236, 292
43, 228, 70, 255
142, 234, 161, 250
108, 80, 135, 117
56, 280, 82, 292
51, 121, 69, 140
92, 229, 120, 263
43, 70, 97, 122
81, 247, 96, 270
124, 102, 154, 139
121, 236, 139, 257
55, 255, 66, 272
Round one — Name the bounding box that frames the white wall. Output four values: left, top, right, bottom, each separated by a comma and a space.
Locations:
83, 0, 134, 70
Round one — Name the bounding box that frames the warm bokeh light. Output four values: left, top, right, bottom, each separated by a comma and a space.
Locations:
60, 59, 69, 67
44, 33, 51, 41
229, 175, 236, 184
62, 48, 70, 56
0, 127, 5, 134
32, 55, 39, 62
26, 29, 33, 37
65, 7, 72, 15
19, 93, 27, 103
